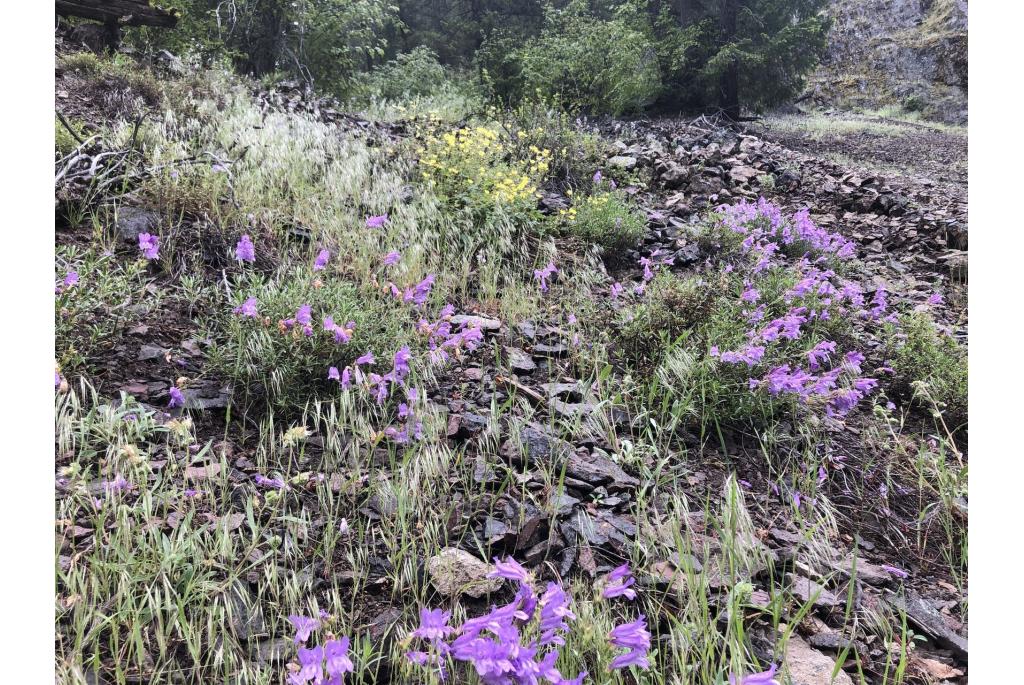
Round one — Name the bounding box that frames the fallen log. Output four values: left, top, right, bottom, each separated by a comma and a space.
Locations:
56, 1, 179, 28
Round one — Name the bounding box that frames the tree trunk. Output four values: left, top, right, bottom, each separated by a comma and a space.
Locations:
241, 0, 286, 77
718, 0, 740, 119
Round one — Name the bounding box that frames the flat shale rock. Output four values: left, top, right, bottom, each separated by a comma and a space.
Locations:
426, 547, 501, 598
886, 590, 968, 660
784, 634, 854, 685
450, 314, 501, 331
504, 347, 537, 374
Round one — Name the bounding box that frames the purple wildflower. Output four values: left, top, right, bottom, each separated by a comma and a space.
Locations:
534, 262, 557, 292
365, 214, 388, 228
927, 292, 944, 306
233, 296, 259, 318
608, 615, 651, 670
383, 251, 401, 267
313, 249, 330, 271
488, 556, 530, 583
296, 304, 312, 326
355, 351, 375, 366
255, 474, 287, 490
538, 582, 576, 646
328, 367, 340, 381
292, 645, 324, 684
610, 282, 624, 299
288, 615, 320, 644
807, 340, 837, 371
593, 170, 602, 184
235, 234, 255, 262
168, 386, 185, 408
602, 563, 637, 600
62, 271, 79, 289
138, 233, 160, 260
411, 608, 454, 641
730, 664, 781, 685
881, 564, 909, 579
104, 474, 133, 495
324, 637, 354, 679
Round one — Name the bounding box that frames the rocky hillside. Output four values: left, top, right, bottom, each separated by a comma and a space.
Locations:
807, 0, 968, 124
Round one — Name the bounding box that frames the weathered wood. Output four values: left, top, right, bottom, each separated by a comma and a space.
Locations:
56, 1, 179, 28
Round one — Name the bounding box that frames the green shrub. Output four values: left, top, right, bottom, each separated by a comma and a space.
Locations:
55, 247, 153, 371
415, 122, 548, 221
359, 47, 447, 100
60, 51, 102, 74
207, 270, 410, 412
559, 187, 645, 253
620, 271, 715, 366
885, 312, 967, 424
516, 5, 662, 116
55, 116, 87, 156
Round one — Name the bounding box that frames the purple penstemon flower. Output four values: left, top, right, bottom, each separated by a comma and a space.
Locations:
235, 234, 255, 262
729, 664, 781, 685
254, 474, 287, 490
538, 582, 576, 646
881, 564, 909, 579
292, 645, 324, 684
488, 556, 530, 583
610, 282, 624, 299
410, 608, 454, 642
365, 214, 388, 228
233, 296, 259, 318
534, 262, 557, 292
104, 474, 133, 495
382, 251, 401, 267
61, 271, 79, 290
602, 563, 637, 600
288, 615, 319, 644
608, 614, 651, 670
138, 233, 160, 260
168, 386, 185, 408
807, 340, 837, 371
593, 169, 602, 184
313, 249, 330, 272
324, 637, 354, 679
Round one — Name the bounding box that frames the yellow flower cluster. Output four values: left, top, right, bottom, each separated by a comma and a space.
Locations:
559, 190, 610, 222
417, 125, 551, 208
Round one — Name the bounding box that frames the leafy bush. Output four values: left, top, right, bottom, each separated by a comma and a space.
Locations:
55, 247, 152, 371
358, 47, 447, 100
208, 270, 410, 411
416, 123, 548, 219
884, 312, 967, 423
516, 5, 662, 115
559, 186, 645, 253
500, 98, 605, 187
619, 271, 714, 366
59, 51, 102, 74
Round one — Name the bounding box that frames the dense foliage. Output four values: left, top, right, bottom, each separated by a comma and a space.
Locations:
119, 0, 829, 115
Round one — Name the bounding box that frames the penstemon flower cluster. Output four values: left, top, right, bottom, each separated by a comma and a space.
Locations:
403, 557, 651, 684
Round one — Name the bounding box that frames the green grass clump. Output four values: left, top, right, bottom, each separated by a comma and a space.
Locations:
620, 271, 715, 367
55, 246, 153, 372
885, 311, 967, 424
560, 187, 645, 253
60, 51, 102, 74
207, 270, 411, 412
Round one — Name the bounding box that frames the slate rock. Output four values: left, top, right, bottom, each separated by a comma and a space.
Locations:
505, 347, 537, 374
115, 207, 160, 242
886, 590, 968, 660
426, 548, 502, 598
784, 635, 854, 685
450, 314, 501, 331
608, 155, 637, 170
